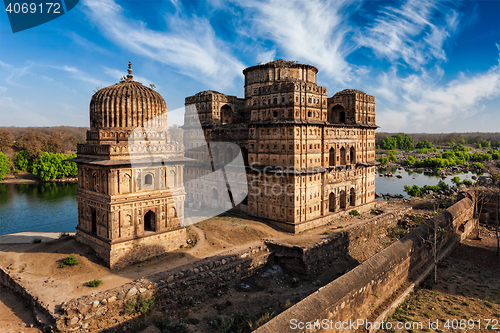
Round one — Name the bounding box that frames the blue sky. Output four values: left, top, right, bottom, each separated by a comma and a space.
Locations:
0, 0, 499, 133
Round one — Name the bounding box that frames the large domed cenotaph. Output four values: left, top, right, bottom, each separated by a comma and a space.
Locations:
71, 63, 188, 270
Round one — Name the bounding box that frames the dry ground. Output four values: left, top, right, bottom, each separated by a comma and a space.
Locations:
0, 197, 463, 333
0, 207, 399, 333
377, 225, 500, 333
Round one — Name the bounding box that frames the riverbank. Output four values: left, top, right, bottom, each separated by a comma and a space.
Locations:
1, 171, 77, 184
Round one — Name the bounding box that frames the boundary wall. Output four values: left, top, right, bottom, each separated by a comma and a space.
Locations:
255, 197, 476, 333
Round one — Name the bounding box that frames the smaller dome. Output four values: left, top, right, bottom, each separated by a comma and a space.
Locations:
89, 62, 167, 129
334, 89, 366, 95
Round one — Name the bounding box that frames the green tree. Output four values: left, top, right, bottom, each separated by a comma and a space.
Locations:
31, 152, 77, 181
416, 140, 432, 149
378, 156, 389, 165
380, 134, 414, 151
14, 150, 32, 172
0, 152, 11, 181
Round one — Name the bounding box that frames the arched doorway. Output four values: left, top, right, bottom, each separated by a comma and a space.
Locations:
144, 210, 155, 232
330, 105, 345, 123
221, 105, 232, 124
329, 193, 336, 212
340, 147, 346, 165
329, 148, 335, 167
340, 191, 346, 209
211, 188, 219, 208
91, 209, 97, 234
350, 147, 356, 164
350, 188, 355, 206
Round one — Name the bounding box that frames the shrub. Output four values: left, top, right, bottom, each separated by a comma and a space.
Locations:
138, 295, 155, 314
389, 154, 397, 162
404, 180, 448, 197
472, 162, 484, 169
349, 210, 360, 216
403, 156, 416, 166
125, 298, 136, 314
322, 231, 330, 235
31, 237, 42, 244
63, 254, 78, 266
388, 150, 398, 155
87, 279, 102, 287
58, 263, 66, 268
416, 140, 433, 149
451, 176, 461, 186
59, 232, 70, 238
462, 179, 474, 186
378, 156, 389, 165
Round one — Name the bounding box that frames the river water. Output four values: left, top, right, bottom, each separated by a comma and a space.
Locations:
0, 170, 481, 235
375, 168, 479, 198
0, 182, 77, 235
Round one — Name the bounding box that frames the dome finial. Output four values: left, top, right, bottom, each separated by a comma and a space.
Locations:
127, 61, 133, 80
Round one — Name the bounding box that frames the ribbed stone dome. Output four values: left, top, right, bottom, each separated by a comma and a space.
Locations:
89, 62, 167, 129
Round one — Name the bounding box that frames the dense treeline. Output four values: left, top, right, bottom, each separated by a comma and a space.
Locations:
0, 126, 87, 181
377, 132, 500, 148
0, 127, 88, 157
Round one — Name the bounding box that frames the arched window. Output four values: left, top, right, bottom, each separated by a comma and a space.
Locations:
350, 147, 356, 164
340, 147, 346, 165
350, 188, 356, 206
329, 148, 335, 167
308, 111, 312, 117
273, 111, 278, 118
145, 173, 153, 185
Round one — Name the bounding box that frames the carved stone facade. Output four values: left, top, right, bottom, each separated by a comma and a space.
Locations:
184, 60, 378, 232
72, 63, 187, 269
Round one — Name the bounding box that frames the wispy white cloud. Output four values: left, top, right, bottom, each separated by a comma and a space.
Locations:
356, 0, 460, 69
1, 61, 33, 87
81, 0, 245, 89
50, 64, 105, 86
233, 0, 355, 82
374, 52, 500, 132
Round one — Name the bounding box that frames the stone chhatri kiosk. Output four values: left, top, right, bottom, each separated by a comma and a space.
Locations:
72, 63, 187, 269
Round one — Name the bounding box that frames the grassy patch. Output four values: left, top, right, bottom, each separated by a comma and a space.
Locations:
62, 254, 78, 266
87, 279, 102, 287
349, 210, 360, 216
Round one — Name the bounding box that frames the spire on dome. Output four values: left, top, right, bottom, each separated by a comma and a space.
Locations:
126, 61, 133, 80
